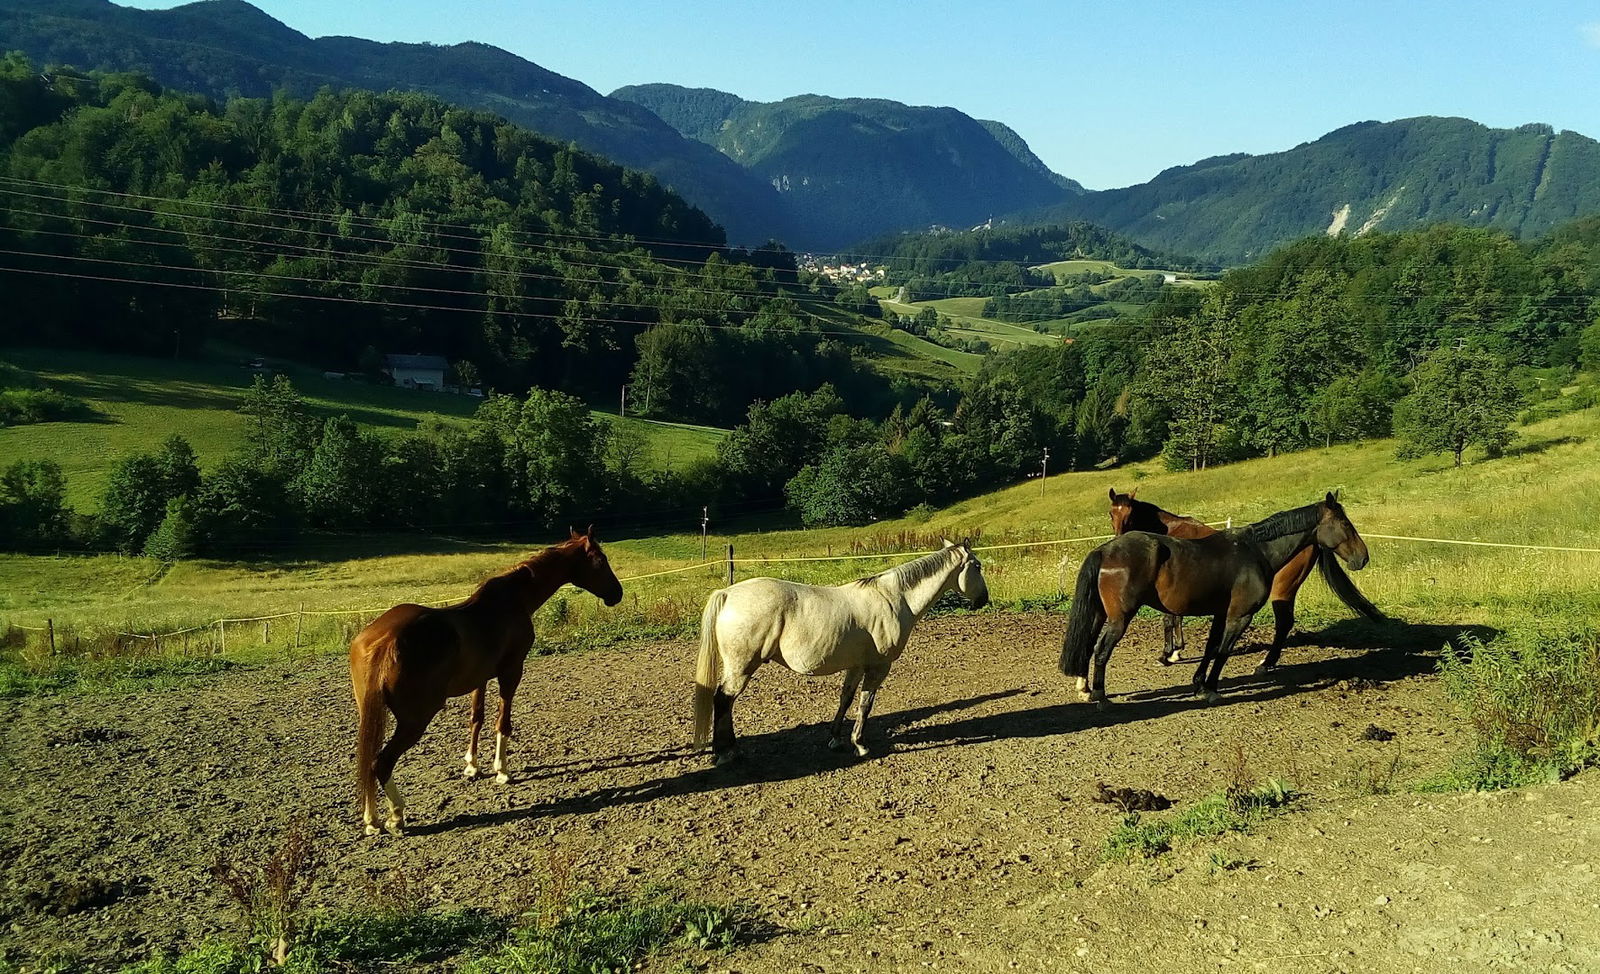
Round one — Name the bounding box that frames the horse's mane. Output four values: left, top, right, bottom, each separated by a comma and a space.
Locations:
853, 547, 956, 589
1239, 502, 1323, 543
467, 541, 578, 601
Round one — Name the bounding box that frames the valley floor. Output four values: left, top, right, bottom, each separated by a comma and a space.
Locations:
2, 614, 1596, 972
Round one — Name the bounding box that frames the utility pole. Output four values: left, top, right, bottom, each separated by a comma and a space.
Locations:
1039, 446, 1050, 496
701, 506, 709, 561
620, 384, 628, 418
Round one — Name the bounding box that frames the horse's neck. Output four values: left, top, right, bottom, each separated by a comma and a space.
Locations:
509, 550, 576, 615
1249, 527, 1318, 575
892, 553, 960, 619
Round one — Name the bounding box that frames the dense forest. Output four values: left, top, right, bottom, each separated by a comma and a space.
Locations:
0, 56, 907, 420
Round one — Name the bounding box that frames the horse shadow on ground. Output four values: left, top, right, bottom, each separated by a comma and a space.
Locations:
411, 688, 1027, 835
415, 618, 1495, 835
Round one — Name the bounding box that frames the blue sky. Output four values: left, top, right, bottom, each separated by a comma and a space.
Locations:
124, 0, 1600, 190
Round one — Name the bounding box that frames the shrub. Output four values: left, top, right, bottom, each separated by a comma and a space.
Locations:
0, 458, 72, 548
1428, 627, 1600, 789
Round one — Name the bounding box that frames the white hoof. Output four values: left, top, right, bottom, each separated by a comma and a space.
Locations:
494, 771, 510, 785
463, 763, 480, 779
853, 743, 869, 758
385, 819, 406, 835
1074, 676, 1088, 694
364, 823, 381, 836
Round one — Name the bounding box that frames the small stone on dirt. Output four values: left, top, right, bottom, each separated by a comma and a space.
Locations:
1360, 724, 1396, 741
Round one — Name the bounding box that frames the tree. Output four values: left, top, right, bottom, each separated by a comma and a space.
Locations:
295, 416, 382, 529
1579, 320, 1600, 373
99, 435, 201, 552
1393, 346, 1523, 466
193, 459, 298, 552
238, 375, 316, 473
0, 459, 71, 548
785, 442, 911, 527
503, 387, 610, 522
716, 386, 846, 497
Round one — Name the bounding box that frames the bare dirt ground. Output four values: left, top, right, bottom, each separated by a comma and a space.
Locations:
3, 613, 1598, 972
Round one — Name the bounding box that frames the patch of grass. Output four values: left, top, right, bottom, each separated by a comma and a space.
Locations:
1420, 626, 1600, 791
462, 889, 746, 974
1104, 779, 1299, 860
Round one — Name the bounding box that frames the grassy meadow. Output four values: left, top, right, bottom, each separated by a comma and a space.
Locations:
0, 350, 726, 506
4, 400, 1597, 698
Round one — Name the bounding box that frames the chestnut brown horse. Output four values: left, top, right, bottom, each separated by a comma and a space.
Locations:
350, 528, 623, 835
1108, 488, 1383, 673
1062, 493, 1370, 704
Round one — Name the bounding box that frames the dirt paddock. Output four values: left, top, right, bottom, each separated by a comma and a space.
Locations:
3, 613, 1597, 972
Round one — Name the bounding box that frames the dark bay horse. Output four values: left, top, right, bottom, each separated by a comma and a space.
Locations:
1062, 493, 1370, 704
350, 528, 622, 834
1109, 488, 1383, 673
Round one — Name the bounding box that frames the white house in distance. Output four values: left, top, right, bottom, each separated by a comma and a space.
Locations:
384, 353, 448, 390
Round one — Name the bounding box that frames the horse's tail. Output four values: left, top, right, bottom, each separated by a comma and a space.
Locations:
1060, 547, 1107, 678
1317, 548, 1386, 621
352, 637, 390, 815
692, 589, 728, 747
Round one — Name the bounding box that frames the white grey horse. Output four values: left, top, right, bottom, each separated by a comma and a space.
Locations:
692, 541, 989, 764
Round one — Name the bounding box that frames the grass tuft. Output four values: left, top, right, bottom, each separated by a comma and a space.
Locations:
1104, 779, 1299, 860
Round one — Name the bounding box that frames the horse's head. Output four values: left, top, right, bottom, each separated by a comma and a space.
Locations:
1108, 487, 1139, 535
943, 538, 989, 610
568, 525, 624, 606
1316, 492, 1369, 570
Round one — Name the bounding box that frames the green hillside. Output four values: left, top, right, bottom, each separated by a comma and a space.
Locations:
0, 349, 726, 507
1032, 116, 1600, 264
0, 0, 791, 244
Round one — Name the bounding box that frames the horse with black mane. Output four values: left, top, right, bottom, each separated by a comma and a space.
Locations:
1062, 493, 1371, 704
350, 528, 623, 835
1108, 487, 1383, 672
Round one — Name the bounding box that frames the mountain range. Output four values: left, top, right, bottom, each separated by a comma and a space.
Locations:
6, 0, 1600, 263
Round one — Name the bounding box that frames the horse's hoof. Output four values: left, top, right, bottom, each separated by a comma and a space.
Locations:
1158, 655, 1175, 666
712, 749, 739, 767
463, 764, 480, 779
1095, 698, 1112, 712
385, 820, 406, 836
827, 736, 845, 751
853, 743, 870, 758
364, 823, 381, 837
1199, 690, 1222, 705
494, 772, 511, 785
1253, 664, 1276, 676
1074, 676, 1088, 694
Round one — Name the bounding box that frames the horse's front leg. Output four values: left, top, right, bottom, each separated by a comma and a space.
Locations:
828, 668, 864, 751
463, 684, 486, 778
492, 659, 525, 785
851, 664, 891, 757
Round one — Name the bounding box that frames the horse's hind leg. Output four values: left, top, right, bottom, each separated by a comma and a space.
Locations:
463, 684, 485, 778
1256, 598, 1296, 675
374, 710, 436, 834
712, 669, 753, 765
1161, 613, 1185, 665
492, 661, 524, 785
828, 668, 864, 751
850, 664, 891, 757
1258, 549, 1314, 674
1089, 614, 1129, 706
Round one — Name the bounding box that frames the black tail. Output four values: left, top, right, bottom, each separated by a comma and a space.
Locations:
1317, 549, 1385, 621
1060, 548, 1107, 677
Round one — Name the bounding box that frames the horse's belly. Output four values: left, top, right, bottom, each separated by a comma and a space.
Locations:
774, 631, 875, 676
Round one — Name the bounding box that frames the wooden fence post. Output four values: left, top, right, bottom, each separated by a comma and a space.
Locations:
295, 603, 304, 651
263, 620, 271, 644
46, 618, 55, 655
218, 620, 226, 654
726, 544, 734, 587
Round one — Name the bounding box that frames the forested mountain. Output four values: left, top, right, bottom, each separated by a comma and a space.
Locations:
612, 83, 1081, 249
0, 57, 911, 425
0, 0, 793, 244
1028, 116, 1600, 265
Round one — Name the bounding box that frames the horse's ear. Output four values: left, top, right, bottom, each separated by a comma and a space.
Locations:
585, 523, 596, 539
569, 525, 581, 540
1128, 487, 1137, 499
942, 537, 955, 548
1324, 491, 1337, 505
1109, 487, 1118, 502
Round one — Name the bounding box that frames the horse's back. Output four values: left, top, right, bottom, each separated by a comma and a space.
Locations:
712, 577, 877, 675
